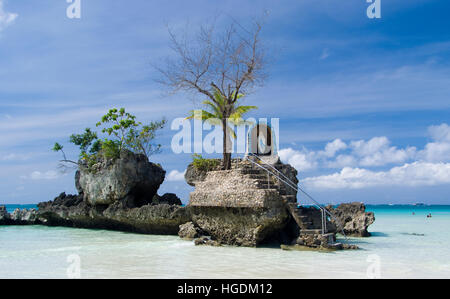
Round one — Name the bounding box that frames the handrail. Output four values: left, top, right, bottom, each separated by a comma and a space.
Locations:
244, 153, 347, 239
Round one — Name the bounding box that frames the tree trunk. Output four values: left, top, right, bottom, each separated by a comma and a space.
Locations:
222, 118, 232, 170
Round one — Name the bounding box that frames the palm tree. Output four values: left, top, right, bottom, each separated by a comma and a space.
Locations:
187, 86, 257, 169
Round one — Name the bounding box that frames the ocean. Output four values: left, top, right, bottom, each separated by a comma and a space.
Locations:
1, 205, 449, 279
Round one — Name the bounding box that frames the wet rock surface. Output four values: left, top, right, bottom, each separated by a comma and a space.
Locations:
194, 236, 221, 247
178, 222, 204, 239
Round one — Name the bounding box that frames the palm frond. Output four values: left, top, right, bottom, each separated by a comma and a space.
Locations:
202, 100, 223, 118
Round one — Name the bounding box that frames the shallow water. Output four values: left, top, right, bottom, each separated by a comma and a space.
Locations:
0, 205, 449, 278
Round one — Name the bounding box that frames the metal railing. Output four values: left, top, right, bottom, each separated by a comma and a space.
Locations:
243, 153, 346, 238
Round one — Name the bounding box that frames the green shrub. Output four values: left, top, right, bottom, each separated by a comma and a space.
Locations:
192, 154, 220, 171
100, 139, 121, 160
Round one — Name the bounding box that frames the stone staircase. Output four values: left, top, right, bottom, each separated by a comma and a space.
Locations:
239, 161, 342, 249
239, 161, 297, 203
287, 202, 342, 249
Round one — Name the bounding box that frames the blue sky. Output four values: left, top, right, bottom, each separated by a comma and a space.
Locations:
0, 0, 449, 205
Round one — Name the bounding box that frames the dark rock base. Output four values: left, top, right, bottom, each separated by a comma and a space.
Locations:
37, 193, 190, 235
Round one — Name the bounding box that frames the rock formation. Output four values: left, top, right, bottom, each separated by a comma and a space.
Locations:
0, 206, 40, 225
183, 159, 300, 247
327, 202, 375, 237
152, 193, 182, 206
78, 150, 165, 206
178, 222, 204, 239
37, 152, 189, 234
183, 158, 363, 249
3, 150, 368, 251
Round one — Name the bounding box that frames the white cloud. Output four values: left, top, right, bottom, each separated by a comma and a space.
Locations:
303, 162, 450, 190
429, 123, 450, 142
420, 142, 450, 163
279, 148, 317, 171
280, 135, 421, 170
1, 153, 31, 161
166, 170, 186, 182
323, 139, 347, 157
319, 48, 330, 60
279, 123, 450, 192
29, 170, 60, 180
326, 154, 357, 169
418, 124, 450, 163
0, 0, 17, 31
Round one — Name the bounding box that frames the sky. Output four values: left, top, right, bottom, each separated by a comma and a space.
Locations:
0, 0, 449, 205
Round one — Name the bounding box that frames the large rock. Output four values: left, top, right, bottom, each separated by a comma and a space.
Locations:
78, 151, 165, 206
327, 202, 375, 237
185, 159, 296, 247
189, 206, 289, 247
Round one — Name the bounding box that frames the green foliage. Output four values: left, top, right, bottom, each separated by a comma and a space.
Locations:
126, 119, 167, 157
69, 128, 99, 156
101, 139, 121, 160
96, 108, 166, 158
52, 108, 166, 171
52, 142, 63, 152
192, 154, 220, 171
96, 108, 138, 148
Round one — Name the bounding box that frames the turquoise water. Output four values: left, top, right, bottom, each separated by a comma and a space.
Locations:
1, 205, 450, 278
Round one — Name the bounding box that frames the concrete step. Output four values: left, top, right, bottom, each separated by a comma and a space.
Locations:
300, 229, 326, 235
241, 168, 266, 174
248, 174, 270, 180
256, 182, 279, 189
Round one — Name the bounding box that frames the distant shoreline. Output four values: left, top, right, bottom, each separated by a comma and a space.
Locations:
3, 203, 450, 214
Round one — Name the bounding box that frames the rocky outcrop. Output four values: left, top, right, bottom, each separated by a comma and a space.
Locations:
38, 191, 189, 234
79, 151, 165, 206
184, 159, 298, 247
189, 206, 289, 247
183, 158, 361, 249
11, 208, 39, 224
178, 222, 203, 239
184, 159, 228, 187
327, 202, 375, 237
36, 152, 188, 234
0, 206, 40, 225
194, 236, 221, 247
